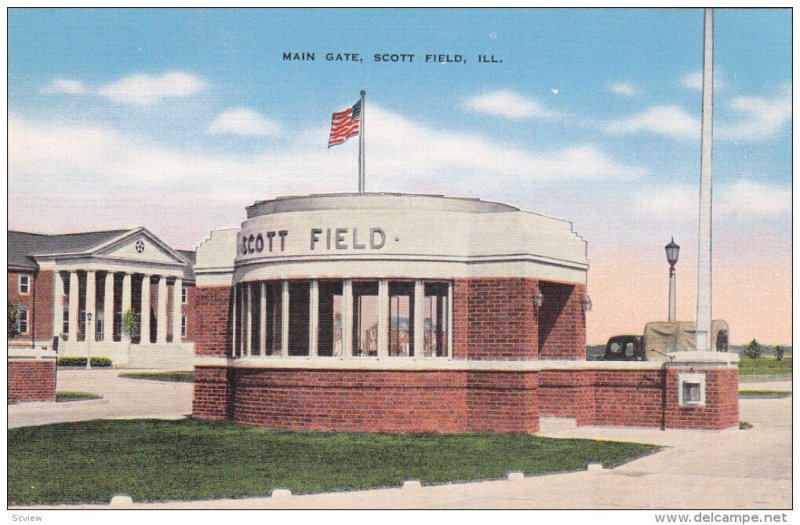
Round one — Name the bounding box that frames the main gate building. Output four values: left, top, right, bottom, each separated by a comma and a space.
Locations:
191, 193, 739, 432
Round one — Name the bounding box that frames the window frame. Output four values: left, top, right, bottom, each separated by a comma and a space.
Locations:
18, 274, 30, 295
17, 306, 29, 334
678, 372, 706, 406
181, 286, 187, 305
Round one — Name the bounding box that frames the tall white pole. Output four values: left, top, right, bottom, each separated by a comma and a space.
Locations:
358, 90, 366, 193
696, 8, 714, 352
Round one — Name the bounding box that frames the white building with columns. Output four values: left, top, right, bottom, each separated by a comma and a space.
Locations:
8, 227, 196, 368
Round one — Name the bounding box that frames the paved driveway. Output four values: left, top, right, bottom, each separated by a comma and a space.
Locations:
8, 369, 192, 429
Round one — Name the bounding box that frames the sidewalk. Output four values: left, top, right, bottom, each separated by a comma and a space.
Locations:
8, 369, 192, 429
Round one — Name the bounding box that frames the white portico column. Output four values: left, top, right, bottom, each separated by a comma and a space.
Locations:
309, 280, 319, 357
377, 279, 388, 359
281, 280, 289, 356
342, 279, 353, 358
172, 278, 182, 342
245, 283, 253, 356
156, 275, 168, 344
140, 275, 151, 344
68, 271, 79, 342
52, 271, 63, 339
414, 280, 425, 358
85, 271, 96, 343
259, 282, 267, 355
103, 272, 114, 342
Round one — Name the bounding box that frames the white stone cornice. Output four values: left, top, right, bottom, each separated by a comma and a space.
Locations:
192, 356, 738, 371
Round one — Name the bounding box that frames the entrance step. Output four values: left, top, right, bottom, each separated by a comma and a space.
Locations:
127, 345, 194, 370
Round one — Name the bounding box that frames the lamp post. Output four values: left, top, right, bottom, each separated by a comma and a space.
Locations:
665, 238, 680, 323
85, 312, 93, 370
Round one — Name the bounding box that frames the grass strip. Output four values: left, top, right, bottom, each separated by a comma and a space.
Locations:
55, 391, 102, 402
118, 371, 194, 383
9, 419, 658, 504
738, 390, 791, 399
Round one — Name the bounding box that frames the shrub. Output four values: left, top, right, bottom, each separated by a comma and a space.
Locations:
8, 302, 19, 340
57, 356, 112, 367
744, 339, 762, 360
775, 346, 785, 361
121, 309, 139, 339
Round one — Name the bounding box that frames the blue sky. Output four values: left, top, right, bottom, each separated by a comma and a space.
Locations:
7, 8, 792, 343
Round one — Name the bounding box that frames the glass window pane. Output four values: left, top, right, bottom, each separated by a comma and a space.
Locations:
288, 281, 310, 356
389, 281, 414, 357
352, 281, 379, 357
264, 281, 282, 356
424, 282, 449, 357
318, 281, 343, 357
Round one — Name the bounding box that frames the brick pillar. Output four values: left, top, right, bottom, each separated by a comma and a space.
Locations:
192, 366, 233, 420
194, 286, 233, 357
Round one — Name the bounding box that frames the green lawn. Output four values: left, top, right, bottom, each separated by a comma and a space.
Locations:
738, 357, 791, 377
118, 371, 194, 383
8, 419, 658, 504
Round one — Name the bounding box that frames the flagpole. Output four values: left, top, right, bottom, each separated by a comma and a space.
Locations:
359, 90, 366, 193
695, 8, 714, 352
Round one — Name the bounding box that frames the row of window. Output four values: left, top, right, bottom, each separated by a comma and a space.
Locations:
16, 273, 189, 305
232, 279, 451, 359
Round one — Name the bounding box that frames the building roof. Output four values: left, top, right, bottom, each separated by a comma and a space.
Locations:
247, 192, 520, 218
8, 230, 196, 281
8, 230, 128, 270
177, 250, 196, 280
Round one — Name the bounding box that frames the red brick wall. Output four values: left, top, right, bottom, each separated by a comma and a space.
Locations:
539, 367, 739, 430
589, 370, 665, 427
7, 270, 55, 346
539, 369, 595, 424
452, 278, 585, 361
453, 278, 539, 360
193, 366, 540, 433
466, 371, 539, 432
538, 282, 586, 360
194, 286, 233, 356
192, 366, 232, 420
8, 358, 57, 403
182, 284, 196, 341
665, 368, 739, 430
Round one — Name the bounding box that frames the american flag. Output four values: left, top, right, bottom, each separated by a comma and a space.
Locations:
328, 99, 362, 148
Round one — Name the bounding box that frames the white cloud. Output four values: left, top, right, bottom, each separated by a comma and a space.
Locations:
464, 90, 556, 119
9, 105, 646, 203
717, 88, 791, 141
208, 108, 280, 136
605, 105, 699, 140
609, 82, 637, 97
97, 71, 206, 107
40, 78, 89, 95
634, 181, 790, 220
681, 70, 725, 91
718, 180, 791, 216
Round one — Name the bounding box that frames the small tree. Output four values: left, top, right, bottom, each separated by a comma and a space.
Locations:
7, 302, 19, 340
121, 309, 139, 340
744, 339, 763, 360
775, 345, 785, 362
